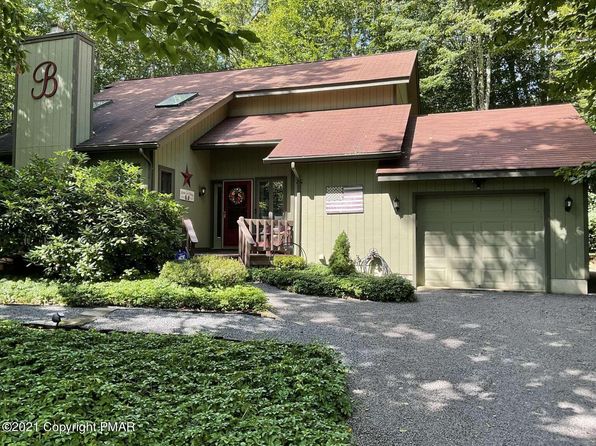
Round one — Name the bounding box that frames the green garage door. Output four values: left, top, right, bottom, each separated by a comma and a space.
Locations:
417, 194, 546, 291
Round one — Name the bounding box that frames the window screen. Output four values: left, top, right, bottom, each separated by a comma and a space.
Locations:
159, 166, 174, 195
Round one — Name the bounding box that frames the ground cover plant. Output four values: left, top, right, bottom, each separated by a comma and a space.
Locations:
0, 278, 268, 313
0, 320, 352, 445
250, 265, 416, 303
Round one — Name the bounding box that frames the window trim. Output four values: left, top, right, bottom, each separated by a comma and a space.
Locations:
254, 176, 287, 219
155, 92, 198, 108
158, 165, 175, 196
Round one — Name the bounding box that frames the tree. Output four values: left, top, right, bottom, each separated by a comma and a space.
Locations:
329, 231, 356, 276
507, 0, 595, 127
1, 0, 258, 72
236, 0, 375, 67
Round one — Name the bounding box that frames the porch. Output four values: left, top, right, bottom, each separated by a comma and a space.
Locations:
237, 215, 294, 266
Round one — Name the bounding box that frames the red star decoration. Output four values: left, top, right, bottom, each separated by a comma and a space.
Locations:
181, 165, 193, 187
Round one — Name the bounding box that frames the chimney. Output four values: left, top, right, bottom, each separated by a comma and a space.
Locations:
13, 29, 95, 168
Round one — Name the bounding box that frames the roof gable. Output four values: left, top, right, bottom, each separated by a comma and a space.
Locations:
78, 51, 417, 148
193, 104, 412, 162
377, 104, 596, 175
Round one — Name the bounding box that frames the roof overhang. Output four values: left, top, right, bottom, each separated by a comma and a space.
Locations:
75, 142, 158, 152
234, 77, 409, 98
377, 168, 558, 182
265, 151, 402, 164
192, 140, 280, 150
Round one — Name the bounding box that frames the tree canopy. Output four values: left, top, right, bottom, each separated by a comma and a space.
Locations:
0, 0, 594, 135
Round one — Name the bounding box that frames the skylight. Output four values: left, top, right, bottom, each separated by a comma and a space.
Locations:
93, 99, 112, 110
155, 92, 198, 108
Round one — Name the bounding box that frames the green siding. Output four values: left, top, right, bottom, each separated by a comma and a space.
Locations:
298, 162, 587, 289
14, 33, 94, 167
156, 105, 228, 247
75, 40, 93, 145
15, 37, 74, 167
228, 84, 398, 117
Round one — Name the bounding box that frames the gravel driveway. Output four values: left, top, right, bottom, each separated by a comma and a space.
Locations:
1, 287, 595, 445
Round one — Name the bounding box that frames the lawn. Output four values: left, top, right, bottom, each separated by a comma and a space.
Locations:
0, 321, 352, 445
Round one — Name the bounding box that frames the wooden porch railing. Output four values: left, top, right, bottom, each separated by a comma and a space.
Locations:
237, 213, 294, 266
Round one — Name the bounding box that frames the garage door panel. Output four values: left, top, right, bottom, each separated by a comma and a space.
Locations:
425, 244, 446, 258
512, 246, 537, 260
418, 194, 545, 292
479, 246, 511, 260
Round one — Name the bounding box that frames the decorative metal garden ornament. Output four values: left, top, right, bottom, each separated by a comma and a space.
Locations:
355, 249, 391, 276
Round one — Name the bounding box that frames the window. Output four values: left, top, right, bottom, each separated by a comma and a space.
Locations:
93, 99, 112, 110
158, 166, 175, 195
255, 178, 286, 219
155, 92, 198, 108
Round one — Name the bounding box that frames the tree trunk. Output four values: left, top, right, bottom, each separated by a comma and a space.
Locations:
484, 49, 491, 109
477, 36, 485, 111
470, 38, 477, 109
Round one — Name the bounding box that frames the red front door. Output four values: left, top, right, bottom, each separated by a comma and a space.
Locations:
223, 180, 252, 247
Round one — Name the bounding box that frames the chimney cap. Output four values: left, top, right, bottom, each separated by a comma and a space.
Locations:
49, 24, 65, 34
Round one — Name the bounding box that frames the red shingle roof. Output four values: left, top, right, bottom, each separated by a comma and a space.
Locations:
377, 104, 595, 175
193, 105, 412, 161
79, 51, 417, 148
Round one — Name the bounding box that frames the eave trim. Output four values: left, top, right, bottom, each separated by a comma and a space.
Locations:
377, 168, 558, 182
234, 77, 410, 98
264, 151, 402, 164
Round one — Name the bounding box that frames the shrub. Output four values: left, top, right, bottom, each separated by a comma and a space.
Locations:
290, 275, 341, 297
0, 278, 268, 313
328, 231, 355, 276
250, 265, 416, 302
338, 274, 416, 302
0, 151, 184, 282
272, 255, 307, 270
160, 255, 247, 287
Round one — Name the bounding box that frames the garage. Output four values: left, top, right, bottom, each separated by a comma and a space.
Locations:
416, 194, 546, 291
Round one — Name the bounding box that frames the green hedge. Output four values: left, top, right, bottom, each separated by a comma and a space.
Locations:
272, 255, 307, 270
0, 320, 352, 445
0, 278, 268, 313
160, 255, 248, 287
250, 266, 416, 302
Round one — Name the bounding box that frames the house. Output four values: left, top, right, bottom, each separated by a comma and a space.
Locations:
2, 29, 595, 294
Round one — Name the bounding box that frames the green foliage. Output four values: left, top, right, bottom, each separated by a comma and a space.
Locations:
328, 231, 356, 276
339, 274, 416, 303
556, 162, 596, 252
250, 266, 416, 302
0, 320, 352, 444
0, 0, 28, 70
1, 0, 257, 71
0, 278, 268, 312
272, 255, 307, 270
0, 151, 185, 281
160, 255, 248, 287
556, 161, 596, 187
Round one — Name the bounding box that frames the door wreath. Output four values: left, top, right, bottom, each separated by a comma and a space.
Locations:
228, 187, 245, 205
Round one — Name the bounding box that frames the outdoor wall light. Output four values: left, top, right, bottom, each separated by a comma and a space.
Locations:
392, 196, 400, 213
472, 178, 486, 190
199, 186, 207, 197
565, 196, 573, 212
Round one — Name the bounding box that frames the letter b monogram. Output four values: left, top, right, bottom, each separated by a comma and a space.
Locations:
31, 61, 59, 99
